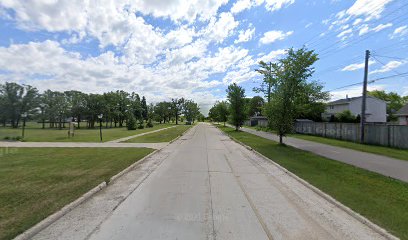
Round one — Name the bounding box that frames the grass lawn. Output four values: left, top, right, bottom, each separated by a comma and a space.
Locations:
219, 126, 408, 240
125, 125, 192, 143
291, 133, 408, 161
241, 125, 408, 161
0, 122, 173, 142
0, 147, 154, 240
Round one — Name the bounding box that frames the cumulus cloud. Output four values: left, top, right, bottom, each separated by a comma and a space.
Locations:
370, 60, 405, 74
390, 25, 408, 39
234, 27, 255, 44
341, 60, 375, 71
259, 30, 293, 44
231, 0, 295, 14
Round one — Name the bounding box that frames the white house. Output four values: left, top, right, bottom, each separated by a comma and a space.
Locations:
323, 96, 387, 123
395, 103, 408, 125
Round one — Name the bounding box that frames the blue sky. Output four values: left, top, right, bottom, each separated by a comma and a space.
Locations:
0, 0, 407, 114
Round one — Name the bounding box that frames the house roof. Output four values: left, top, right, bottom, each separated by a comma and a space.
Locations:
396, 103, 408, 116
328, 96, 385, 105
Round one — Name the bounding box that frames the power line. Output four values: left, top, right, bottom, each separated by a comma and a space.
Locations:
371, 53, 406, 60
327, 71, 408, 92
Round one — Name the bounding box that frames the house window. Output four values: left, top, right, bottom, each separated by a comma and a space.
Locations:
330, 106, 334, 110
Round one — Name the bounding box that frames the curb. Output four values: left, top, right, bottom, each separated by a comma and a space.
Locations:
220, 129, 398, 240
14, 181, 107, 240
109, 149, 159, 183
168, 124, 196, 144
14, 148, 161, 240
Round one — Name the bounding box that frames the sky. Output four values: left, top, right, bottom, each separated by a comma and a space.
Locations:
0, 0, 407, 114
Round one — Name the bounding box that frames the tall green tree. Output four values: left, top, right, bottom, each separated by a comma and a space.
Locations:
0, 82, 39, 128
254, 61, 277, 103
183, 99, 200, 123
171, 98, 185, 125
226, 83, 246, 131
141, 96, 148, 121
263, 47, 323, 144
368, 90, 408, 121
248, 96, 264, 117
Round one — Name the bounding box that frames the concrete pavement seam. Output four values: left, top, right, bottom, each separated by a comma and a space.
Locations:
219, 128, 398, 240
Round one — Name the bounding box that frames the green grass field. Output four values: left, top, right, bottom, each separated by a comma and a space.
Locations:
0, 147, 154, 240
125, 125, 192, 143
219, 126, 408, 239
241, 125, 408, 161
0, 122, 173, 142
291, 133, 408, 161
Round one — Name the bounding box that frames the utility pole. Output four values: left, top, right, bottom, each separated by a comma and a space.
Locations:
360, 50, 370, 143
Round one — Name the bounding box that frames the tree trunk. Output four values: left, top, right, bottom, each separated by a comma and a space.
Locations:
224, 122, 226, 127
279, 134, 283, 144
235, 124, 239, 131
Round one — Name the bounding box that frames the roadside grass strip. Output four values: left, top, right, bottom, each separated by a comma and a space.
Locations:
0, 122, 174, 142
291, 133, 408, 161
125, 125, 192, 143
219, 126, 408, 240
0, 147, 153, 240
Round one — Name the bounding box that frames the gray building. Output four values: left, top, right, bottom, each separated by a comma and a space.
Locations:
322, 96, 387, 123
396, 103, 408, 125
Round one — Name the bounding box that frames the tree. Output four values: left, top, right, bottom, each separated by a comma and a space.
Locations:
226, 83, 246, 131
183, 99, 200, 123
368, 90, 408, 121
171, 98, 185, 125
209, 101, 229, 126
248, 96, 264, 117
254, 61, 277, 103
127, 114, 137, 130
0, 82, 39, 128
141, 96, 148, 121
263, 47, 320, 144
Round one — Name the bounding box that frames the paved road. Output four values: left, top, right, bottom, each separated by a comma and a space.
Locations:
0, 141, 167, 149
239, 126, 408, 183
33, 123, 389, 240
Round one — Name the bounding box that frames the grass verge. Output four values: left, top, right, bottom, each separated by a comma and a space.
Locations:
219, 126, 408, 240
291, 133, 408, 161
0, 147, 154, 240
125, 125, 192, 143
0, 122, 173, 142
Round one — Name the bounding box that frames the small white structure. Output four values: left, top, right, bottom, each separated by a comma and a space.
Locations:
323, 96, 387, 123
396, 103, 408, 125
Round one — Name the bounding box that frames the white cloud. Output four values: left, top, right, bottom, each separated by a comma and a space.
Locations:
359, 23, 393, 36
259, 30, 293, 44
370, 60, 405, 74
257, 49, 286, 63
341, 60, 375, 71
345, 0, 393, 20
330, 85, 385, 101
202, 12, 239, 43
234, 27, 255, 44
390, 25, 408, 39
230, 0, 295, 14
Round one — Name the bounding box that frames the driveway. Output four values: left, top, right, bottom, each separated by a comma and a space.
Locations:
32, 123, 390, 240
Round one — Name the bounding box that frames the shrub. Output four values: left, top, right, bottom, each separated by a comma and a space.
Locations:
137, 120, 144, 129
127, 115, 137, 130
146, 119, 154, 128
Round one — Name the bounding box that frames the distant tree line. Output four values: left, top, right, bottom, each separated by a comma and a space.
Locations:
0, 82, 203, 129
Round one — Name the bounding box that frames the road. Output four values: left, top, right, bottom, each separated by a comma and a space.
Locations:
239, 126, 408, 183
32, 123, 390, 240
